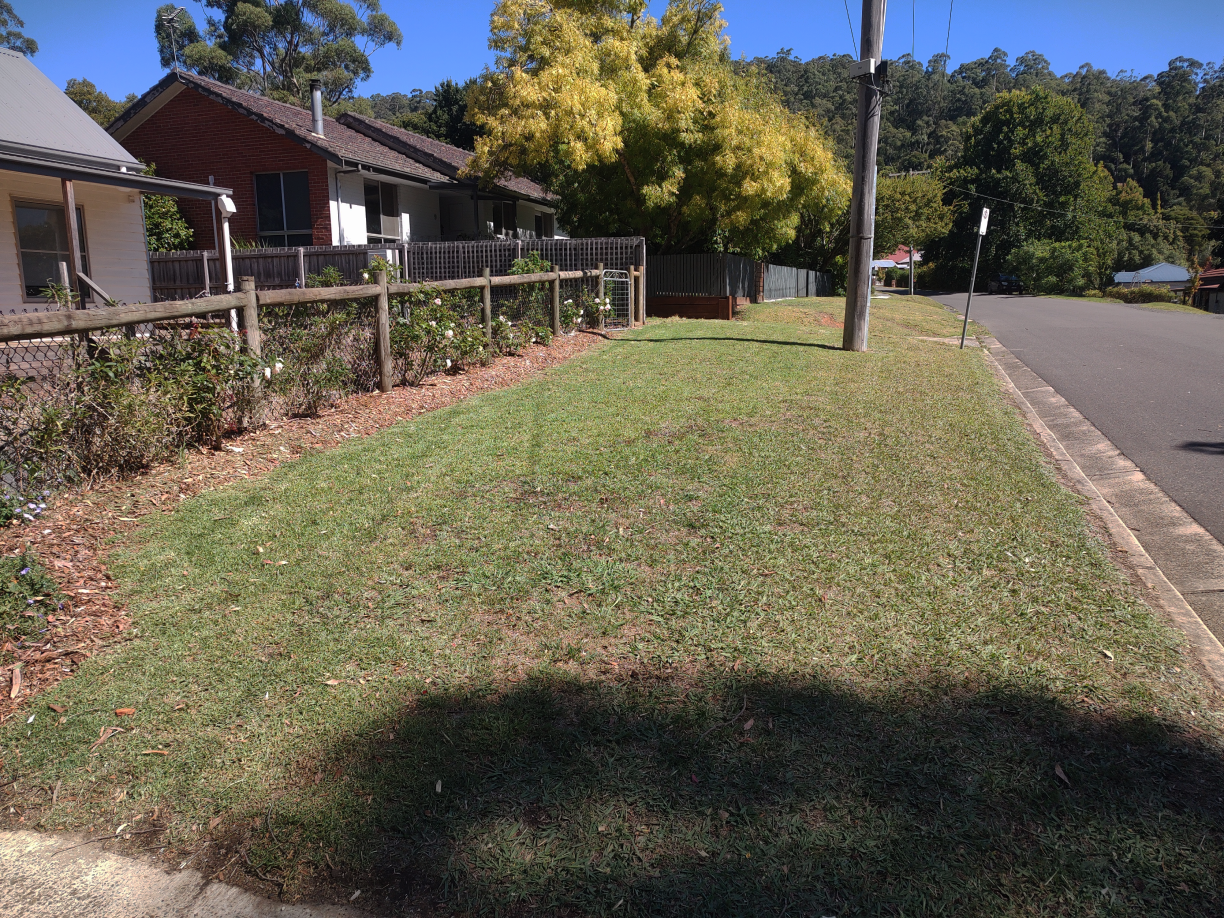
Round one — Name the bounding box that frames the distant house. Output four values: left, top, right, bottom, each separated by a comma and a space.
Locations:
109, 71, 559, 252
883, 245, 921, 267
1112, 262, 1191, 290
0, 50, 226, 315
1192, 268, 1224, 313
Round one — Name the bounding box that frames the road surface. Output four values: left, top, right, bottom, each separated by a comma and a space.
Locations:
929, 293, 1224, 544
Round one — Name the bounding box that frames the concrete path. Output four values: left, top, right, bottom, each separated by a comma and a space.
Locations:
0, 830, 373, 918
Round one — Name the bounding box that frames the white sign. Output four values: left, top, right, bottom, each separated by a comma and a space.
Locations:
979, 207, 990, 236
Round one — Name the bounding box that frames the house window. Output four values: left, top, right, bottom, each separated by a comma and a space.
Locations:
254, 171, 312, 248
491, 201, 517, 237
14, 201, 90, 300
364, 181, 400, 241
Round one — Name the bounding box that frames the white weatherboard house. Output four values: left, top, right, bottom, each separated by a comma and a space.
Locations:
0, 50, 228, 315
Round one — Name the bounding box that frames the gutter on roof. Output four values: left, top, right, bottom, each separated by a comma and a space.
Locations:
0, 150, 231, 199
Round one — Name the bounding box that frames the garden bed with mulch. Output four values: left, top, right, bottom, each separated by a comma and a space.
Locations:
0, 332, 602, 722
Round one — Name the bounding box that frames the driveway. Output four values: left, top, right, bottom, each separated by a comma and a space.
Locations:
928, 293, 1224, 544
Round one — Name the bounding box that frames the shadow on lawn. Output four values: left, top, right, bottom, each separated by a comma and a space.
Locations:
259, 672, 1224, 916
628, 337, 843, 350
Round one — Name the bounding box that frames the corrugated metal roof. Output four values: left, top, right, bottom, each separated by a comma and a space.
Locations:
1114, 261, 1191, 284
0, 49, 139, 167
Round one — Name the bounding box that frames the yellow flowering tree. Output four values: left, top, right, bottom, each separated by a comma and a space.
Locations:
466, 0, 849, 258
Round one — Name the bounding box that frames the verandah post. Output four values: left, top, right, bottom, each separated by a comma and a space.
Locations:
375, 269, 392, 393
626, 267, 635, 328
482, 267, 492, 342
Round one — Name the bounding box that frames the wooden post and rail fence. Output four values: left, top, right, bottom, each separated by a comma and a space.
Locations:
0, 267, 633, 395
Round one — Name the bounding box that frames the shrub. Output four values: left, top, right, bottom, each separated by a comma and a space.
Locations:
390, 304, 460, 385
1, 552, 61, 643
262, 302, 376, 416
1103, 284, 1177, 304
1007, 240, 1094, 296
306, 265, 346, 288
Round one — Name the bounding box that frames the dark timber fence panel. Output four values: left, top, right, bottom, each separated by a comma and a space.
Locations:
150, 238, 645, 302
646, 254, 756, 298
762, 263, 833, 301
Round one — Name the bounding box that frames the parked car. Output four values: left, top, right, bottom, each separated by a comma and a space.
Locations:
987, 273, 1025, 294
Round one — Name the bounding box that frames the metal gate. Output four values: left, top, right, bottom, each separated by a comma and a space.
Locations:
602, 269, 632, 327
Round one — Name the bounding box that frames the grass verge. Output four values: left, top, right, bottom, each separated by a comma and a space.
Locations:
4, 296, 1222, 916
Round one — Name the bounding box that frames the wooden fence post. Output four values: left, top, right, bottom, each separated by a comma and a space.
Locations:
551, 270, 561, 336
638, 257, 647, 324
241, 276, 260, 359
482, 267, 492, 342
596, 262, 605, 302
375, 269, 392, 393
297, 247, 306, 288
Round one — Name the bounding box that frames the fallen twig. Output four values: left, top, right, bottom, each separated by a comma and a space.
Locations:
699, 695, 748, 740
52, 826, 166, 856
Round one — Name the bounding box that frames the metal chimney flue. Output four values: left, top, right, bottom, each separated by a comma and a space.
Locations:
310, 79, 324, 136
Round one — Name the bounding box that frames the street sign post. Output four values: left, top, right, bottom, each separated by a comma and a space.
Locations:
960, 206, 989, 349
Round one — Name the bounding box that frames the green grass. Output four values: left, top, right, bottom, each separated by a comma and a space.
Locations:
5, 296, 1223, 916
1035, 293, 1211, 315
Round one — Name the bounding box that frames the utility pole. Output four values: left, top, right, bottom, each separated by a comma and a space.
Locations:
842, 0, 888, 352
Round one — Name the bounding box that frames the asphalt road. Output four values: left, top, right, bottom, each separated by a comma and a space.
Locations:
929, 293, 1224, 544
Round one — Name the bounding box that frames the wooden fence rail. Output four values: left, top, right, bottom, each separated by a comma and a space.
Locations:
0, 269, 615, 395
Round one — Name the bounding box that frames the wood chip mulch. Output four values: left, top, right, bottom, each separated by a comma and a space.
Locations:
0, 331, 604, 722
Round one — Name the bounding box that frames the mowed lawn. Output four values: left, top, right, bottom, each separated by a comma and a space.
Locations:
5, 296, 1223, 916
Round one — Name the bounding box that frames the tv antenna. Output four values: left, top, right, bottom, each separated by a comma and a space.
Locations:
160, 6, 187, 71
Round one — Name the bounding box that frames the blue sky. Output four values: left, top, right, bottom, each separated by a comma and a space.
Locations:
19, 1, 1220, 102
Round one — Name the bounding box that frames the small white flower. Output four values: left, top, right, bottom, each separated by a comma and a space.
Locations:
274, 361, 283, 373
565, 299, 573, 305
445, 329, 453, 339
433, 297, 442, 306
445, 358, 452, 367
263, 366, 272, 380
429, 320, 436, 327
605, 297, 611, 304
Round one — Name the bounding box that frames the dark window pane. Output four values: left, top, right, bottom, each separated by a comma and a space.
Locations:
15, 204, 68, 252
259, 234, 288, 249
534, 214, 543, 237
286, 233, 313, 247
364, 182, 381, 236
491, 203, 503, 235
503, 202, 517, 234
281, 171, 311, 232
21, 251, 62, 297
255, 173, 285, 233
380, 182, 397, 219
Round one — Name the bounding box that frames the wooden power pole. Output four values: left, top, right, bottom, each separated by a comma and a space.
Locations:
842, 0, 888, 352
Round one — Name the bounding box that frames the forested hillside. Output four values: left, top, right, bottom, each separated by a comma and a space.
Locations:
749, 49, 1224, 279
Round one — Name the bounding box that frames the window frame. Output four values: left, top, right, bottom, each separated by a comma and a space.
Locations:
11, 196, 92, 303
363, 180, 401, 243
253, 170, 313, 249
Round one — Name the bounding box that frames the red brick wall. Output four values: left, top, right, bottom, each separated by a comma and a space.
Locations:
121, 88, 332, 248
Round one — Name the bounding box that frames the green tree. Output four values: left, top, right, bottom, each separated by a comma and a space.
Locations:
873, 173, 952, 258
467, 0, 848, 258
1006, 240, 1094, 294
930, 88, 1115, 289
154, 1, 403, 104
0, 1, 36, 55
64, 78, 138, 126
141, 164, 195, 252
395, 78, 483, 151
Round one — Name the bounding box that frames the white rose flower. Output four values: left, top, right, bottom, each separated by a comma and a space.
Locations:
274, 361, 283, 373
434, 297, 442, 306
263, 366, 272, 380
445, 358, 452, 367
445, 329, 454, 339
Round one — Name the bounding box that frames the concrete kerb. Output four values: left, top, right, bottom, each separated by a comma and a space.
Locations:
978, 335, 1224, 693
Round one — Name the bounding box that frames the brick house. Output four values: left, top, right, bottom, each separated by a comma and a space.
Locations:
109, 71, 558, 251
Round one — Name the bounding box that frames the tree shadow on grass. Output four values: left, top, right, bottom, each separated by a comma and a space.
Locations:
626, 338, 843, 350
257, 672, 1224, 916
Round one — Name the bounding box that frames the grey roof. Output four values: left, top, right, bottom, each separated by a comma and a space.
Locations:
112, 72, 451, 185
1113, 262, 1191, 284
337, 112, 551, 202
0, 48, 139, 169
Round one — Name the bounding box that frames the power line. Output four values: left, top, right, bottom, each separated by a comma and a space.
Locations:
945, 184, 1224, 233
912, 0, 916, 62
944, 0, 954, 66
842, 0, 858, 55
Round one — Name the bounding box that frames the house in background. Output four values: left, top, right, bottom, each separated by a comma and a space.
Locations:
109, 71, 559, 252
1193, 268, 1224, 313
0, 50, 228, 315
1112, 262, 1191, 290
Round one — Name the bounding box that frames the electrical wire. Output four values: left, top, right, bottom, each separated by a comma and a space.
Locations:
912, 0, 916, 62
944, 184, 1224, 233
944, 0, 954, 67
842, 0, 858, 56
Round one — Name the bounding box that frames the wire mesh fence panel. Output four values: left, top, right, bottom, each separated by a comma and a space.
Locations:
257, 297, 379, 419
602, 270, 632, 327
